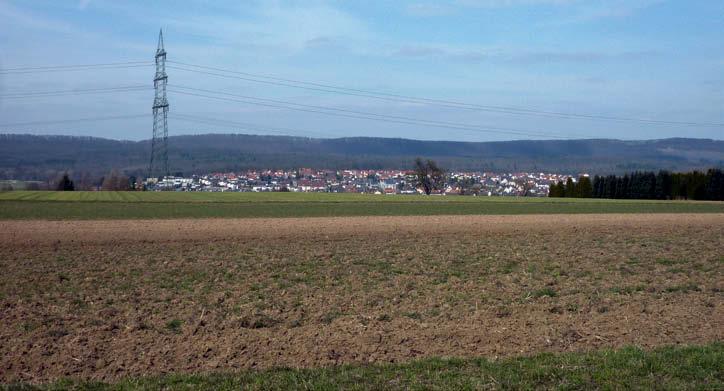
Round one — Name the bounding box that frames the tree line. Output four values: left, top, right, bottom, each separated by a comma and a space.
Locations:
45, 170, 138, 191
549, 169, 724, 200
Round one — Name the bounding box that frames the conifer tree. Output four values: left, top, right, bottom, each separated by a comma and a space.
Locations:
577, 176, 593, 198
56, 173, 75, 191
564, 177, 576, 198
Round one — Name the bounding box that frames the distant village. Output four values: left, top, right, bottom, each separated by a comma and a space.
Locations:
148, 169, 576, 197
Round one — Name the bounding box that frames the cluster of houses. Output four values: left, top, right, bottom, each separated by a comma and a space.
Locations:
149, 169, 574, 197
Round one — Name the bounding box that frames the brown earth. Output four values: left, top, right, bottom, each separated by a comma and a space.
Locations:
0, 214, 722, 383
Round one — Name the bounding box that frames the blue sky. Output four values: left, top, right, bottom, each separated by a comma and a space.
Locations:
0, 0, 722, 141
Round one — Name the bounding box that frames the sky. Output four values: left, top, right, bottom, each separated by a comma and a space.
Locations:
0, 0, 722, 142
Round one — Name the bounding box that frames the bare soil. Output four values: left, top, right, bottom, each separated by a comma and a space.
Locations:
1, 214, 722, 383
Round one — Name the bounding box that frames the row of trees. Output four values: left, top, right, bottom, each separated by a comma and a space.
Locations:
100, 170, 136, 191
548, 176, 592, 198
54, 170, 137, 191
549, 169, 724, 200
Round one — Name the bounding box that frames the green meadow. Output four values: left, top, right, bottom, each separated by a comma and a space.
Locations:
20, 344, 724, 390
0, 191, 722, 220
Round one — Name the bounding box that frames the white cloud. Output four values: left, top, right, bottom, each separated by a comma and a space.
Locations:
0, 1, 75, 33
540, 0, 666, 24
455, 0, 578, 7
156, 2, 373, 56
406, 0, 663, 22
387, 41, 659, 66
405, 3, 455, 17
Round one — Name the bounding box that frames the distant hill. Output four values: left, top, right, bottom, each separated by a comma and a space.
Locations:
1, 133, 722, 180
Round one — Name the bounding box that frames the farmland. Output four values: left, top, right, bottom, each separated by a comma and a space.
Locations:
1, 213, 722, 388
1, 191, 723, 219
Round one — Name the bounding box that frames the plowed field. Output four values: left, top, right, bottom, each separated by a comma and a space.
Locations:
1, 214, 722, 383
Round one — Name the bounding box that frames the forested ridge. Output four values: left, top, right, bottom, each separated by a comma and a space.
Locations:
1, 133, 722, 181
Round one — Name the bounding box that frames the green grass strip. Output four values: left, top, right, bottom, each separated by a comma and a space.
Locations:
1, 192, 723, 220
6, 343, 723, 390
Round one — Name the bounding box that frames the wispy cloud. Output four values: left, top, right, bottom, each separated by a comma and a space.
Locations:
455, 0, 578, 8
78, 0, 92, 11
0, 1, 75, 33
509, 49, 661, 64
155, 2, 373, 56
406, 0, 578, 16
405, 3, 456, 17
542, 0, 666, 24
406, 0, 663, 22
388, 42, 659, 65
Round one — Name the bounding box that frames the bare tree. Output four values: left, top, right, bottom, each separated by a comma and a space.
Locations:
76, 171, 95, 191
102, 169, 130, 191
523, 182, 534, 196
413, 158, 446, 195
457, 177, 475, 195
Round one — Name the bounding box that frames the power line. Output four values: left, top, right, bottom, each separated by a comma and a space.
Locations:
168, 60, 724, 128
172, 113, 338, 138
169, 87, 572, 139
172, 113, 506, 140
4, 59, 721, 128
168, 85, 578, 139
0, 114, 149, 128
0, 62, 153, 75
166, 64, 446, 107
0, 60, 150, 71
5, 59, 720, 129
168, 63, 566, 120
0, 85, 151, 99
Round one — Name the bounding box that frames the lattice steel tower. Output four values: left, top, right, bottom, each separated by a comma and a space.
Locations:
149, 29, 169, 179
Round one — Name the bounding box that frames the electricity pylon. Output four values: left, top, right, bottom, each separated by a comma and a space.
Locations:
148, 29, 169, 180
